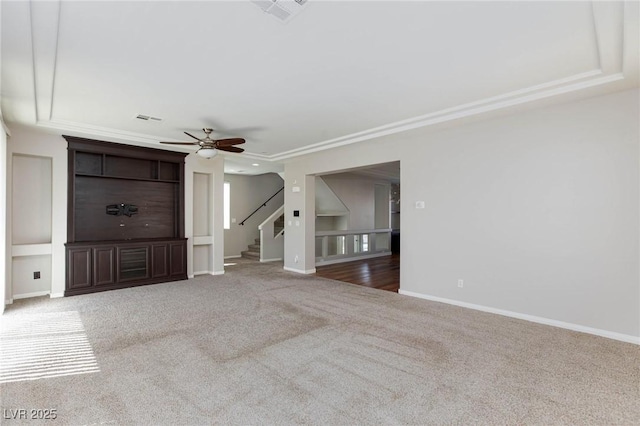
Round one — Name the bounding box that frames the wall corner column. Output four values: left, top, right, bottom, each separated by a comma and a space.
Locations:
211, 155, 225, 275
283, 168, 316, 274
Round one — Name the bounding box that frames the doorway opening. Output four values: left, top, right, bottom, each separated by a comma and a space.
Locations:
314, 161, 400, 292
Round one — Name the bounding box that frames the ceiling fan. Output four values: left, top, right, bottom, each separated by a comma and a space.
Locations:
160, 128, 245, 158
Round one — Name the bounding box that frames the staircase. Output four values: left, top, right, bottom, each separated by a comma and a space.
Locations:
241, 238, 261, 260
241, 215, 285, 261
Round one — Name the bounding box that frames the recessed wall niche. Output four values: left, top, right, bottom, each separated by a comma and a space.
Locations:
193, 172, 212, 237
11, 154, 53, 298
192, 172, 213, 275
12, 154, 52, 245
193, 245, 212, 275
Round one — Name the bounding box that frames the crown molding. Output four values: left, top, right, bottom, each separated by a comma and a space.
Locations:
271, 71, 625, 161
41, 119, 170, 146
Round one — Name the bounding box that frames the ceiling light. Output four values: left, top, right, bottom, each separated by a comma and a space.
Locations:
197, 148, 218, 159
252, 0, 309, 23
135, 114, 162, 122
252, 163, 260, 167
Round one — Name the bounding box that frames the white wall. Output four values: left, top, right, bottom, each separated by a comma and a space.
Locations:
193, 172, 211, 237
223, 173, 284, 257
315, 176, 348, 214
12, 255, 51, 297
322, 173, 390, 230
1, 120, 7, 312
285, 89, 640, 341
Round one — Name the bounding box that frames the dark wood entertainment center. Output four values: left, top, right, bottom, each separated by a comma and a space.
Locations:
65, 136, 188, 296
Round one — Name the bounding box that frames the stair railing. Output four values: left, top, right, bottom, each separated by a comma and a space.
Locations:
239, 187, 284, 226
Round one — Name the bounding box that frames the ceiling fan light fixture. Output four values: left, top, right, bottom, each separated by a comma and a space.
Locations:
160, 129, 245, 155
197, 147, 218, 159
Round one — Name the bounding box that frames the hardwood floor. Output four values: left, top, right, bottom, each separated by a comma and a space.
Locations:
315, 254, 400, 292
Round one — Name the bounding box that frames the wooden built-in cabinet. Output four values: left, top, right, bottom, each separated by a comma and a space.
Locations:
65, 137, 188, 296
65, 239, 187, 296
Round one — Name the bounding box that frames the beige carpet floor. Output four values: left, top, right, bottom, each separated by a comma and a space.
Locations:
1, 258, 638, 425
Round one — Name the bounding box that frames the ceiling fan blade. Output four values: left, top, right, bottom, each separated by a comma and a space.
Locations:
159, 141, 198, 145
184, 132, 203, 141
216, 138, 246, 146
217, 146, 244, 153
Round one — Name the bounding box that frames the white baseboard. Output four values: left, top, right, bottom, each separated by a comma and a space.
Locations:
193, 270, 225, 276
14, 291, 50, 300
224, 255, 242, 259
284, 266, 317, 274
7, 292, 63, 302
261, 258, 283, 263
398, 290, 640, 345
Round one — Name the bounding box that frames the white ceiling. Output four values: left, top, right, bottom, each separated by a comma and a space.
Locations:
1, 1, 638, 175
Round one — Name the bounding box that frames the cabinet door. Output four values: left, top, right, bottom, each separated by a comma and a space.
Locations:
151, 243, 169, 278
68, 248, 92, 289
93, 247, 116, 286
117, 246, 149, 282
169, 241, 186, 277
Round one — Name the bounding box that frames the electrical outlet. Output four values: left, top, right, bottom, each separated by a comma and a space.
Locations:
294, 255, 299, 263
34, 271, 41, 279
457, 279, 463, 288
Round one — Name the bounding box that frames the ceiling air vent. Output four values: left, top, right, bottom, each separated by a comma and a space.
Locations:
252, 0, 309, 23
135, 114, 163, 122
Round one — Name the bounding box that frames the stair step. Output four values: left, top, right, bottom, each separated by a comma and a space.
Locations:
248, 244, 261, 250
241, 250, 260, 260
255, 238, 260, 244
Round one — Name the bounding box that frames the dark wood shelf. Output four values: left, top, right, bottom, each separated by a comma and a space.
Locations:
75, 172, 180, 183
67, 237, 186, 245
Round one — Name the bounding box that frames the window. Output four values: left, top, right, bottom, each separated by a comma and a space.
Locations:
224, 182, 230, 229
